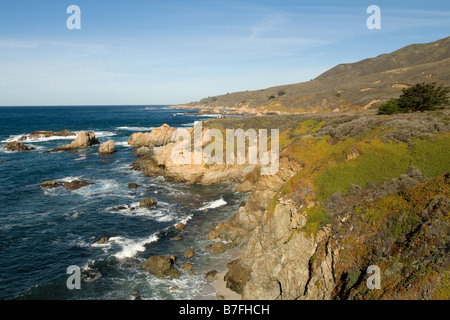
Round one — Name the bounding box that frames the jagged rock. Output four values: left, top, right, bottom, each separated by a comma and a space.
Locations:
206, 270, 218, 280
205, 242, 226, 254
40, 180, 62, 188
3, 141, 35, 151
97, 237, 108, 244
142, 255, 180, 278
139, 197, 157, 209
184, 248, 195, 259
169, 255, 177, 265
170, 286, 179, 291
224, 259, 251, 295
98, 140, 115, 154
182, 263, 194, 271
63, 180, 95, 190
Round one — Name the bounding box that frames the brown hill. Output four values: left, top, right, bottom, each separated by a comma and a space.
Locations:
175, 36, 450, 114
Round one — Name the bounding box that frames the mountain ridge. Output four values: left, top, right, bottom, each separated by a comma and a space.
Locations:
174, 36, 450, 114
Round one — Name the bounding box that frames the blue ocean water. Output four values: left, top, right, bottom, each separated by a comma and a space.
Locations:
0, 105, 243, 300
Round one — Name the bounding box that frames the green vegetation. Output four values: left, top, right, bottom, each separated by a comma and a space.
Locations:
268, 95, 276, 100
278, 90, 286, 96
302, 205, 331, 237
378, 98, 400, 115
378, 82, 449, 114
315, 134, 450, 201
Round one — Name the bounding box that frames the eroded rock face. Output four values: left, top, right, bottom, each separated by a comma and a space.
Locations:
98, 140, 115, 154
3, 141, 35, 151
128, 124, 175, 147
142, 255, 180, 278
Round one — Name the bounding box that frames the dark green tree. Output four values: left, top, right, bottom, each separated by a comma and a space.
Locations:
398, 82, 449, 112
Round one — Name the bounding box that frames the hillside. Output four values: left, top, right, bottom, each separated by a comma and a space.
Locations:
174, 36, 450, 114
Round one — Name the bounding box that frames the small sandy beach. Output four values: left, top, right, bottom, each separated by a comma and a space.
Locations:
212, 247, 244, 300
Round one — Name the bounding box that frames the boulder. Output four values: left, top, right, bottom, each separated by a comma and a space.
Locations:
206, 270, 218, 280
170, 286, 179, 291
40, 180, 62, 188
173, 236, 182, 241
184, 248, 195, 259
142, 255, 180, 278
182, 263, 194, 271
63, 180, 95, 190
98, 140, 115, 154
205, 242, 226, 254
128, 183, 140, 189
139, 197, 157, 209
175, 222, 185, 231
3, 141, 35, 151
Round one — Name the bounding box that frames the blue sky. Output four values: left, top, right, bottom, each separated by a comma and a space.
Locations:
0, 0, 449, 106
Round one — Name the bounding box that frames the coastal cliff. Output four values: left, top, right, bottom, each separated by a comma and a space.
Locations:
130, 109, 450, 300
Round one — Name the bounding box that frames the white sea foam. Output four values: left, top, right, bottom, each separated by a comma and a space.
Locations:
1, 133, 77, 143
116, 126, 153, 132
198, 198, 227, 210
94, 131, 117, 138
107, 234, 159, 259
114, 141, 132, 147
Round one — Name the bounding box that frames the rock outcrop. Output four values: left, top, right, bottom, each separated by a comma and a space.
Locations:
128, 124, 175, 147
63, 180, 95, 190
41, 179, 94, 190
40, 180, 62, 188
3, 141, 35, 151
46, 131, 99, 152
139, 197, 157, 209
142, 255, 180, 278
98, 140, 115, 154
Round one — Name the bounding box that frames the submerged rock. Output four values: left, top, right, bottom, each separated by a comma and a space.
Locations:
81, 269, 102, 283
142, 255, 180, 278
128, 183, 140, 189
3, 141, 35, 152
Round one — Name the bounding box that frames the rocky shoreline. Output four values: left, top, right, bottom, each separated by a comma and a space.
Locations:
127, 109, 450, 300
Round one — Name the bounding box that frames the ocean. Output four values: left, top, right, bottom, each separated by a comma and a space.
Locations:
0, 105, 244, 300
